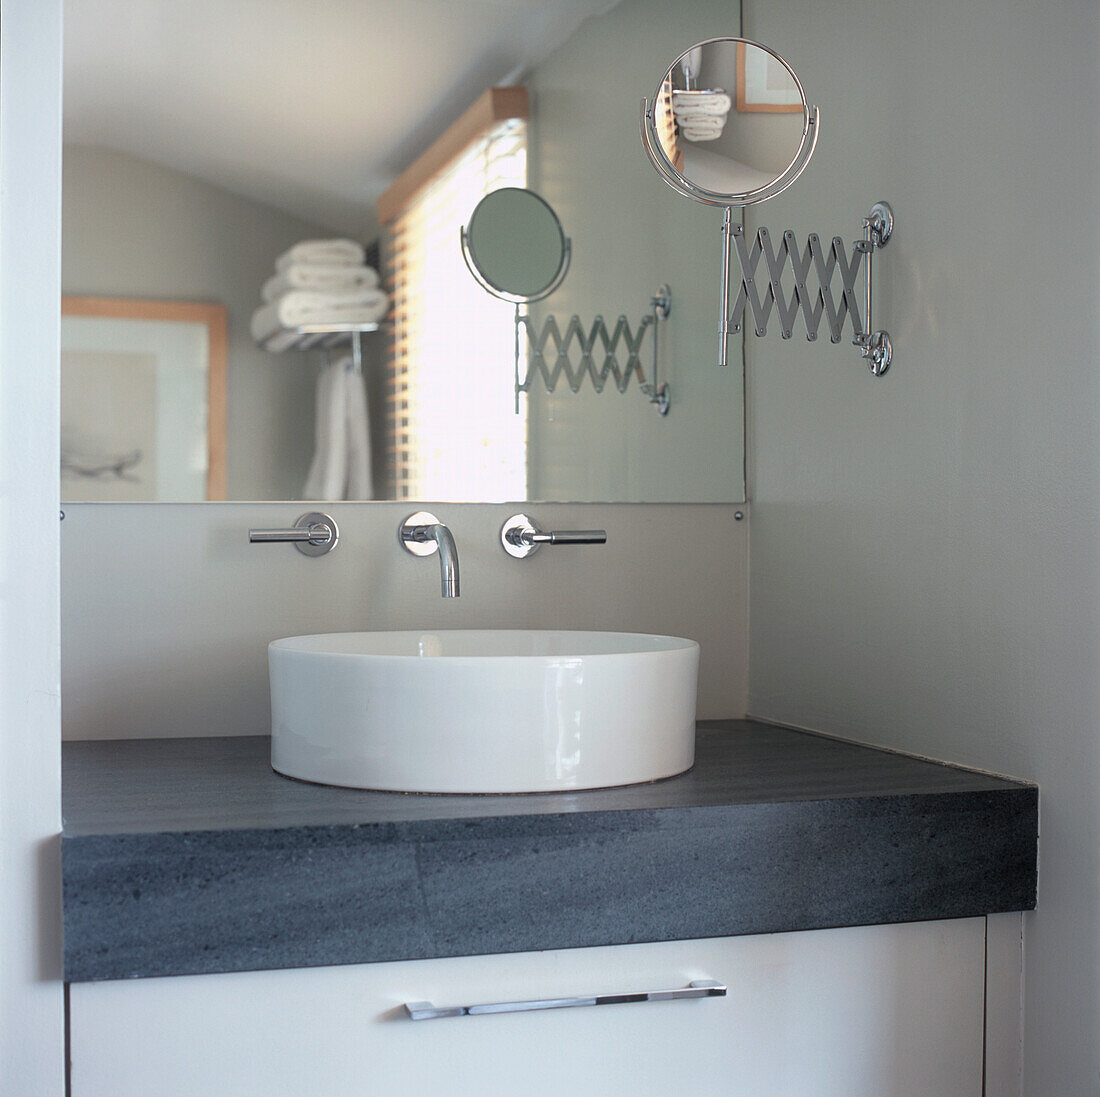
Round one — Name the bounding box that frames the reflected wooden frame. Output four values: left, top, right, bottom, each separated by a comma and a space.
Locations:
735, 42, 804, 113
61, 295, 228, 500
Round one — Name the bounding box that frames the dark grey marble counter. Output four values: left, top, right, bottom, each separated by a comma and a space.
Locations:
62, 720, 1037, 982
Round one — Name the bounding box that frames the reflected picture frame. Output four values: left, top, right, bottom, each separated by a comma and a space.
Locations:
60, 296, 228, 501
735, 41, 804, 113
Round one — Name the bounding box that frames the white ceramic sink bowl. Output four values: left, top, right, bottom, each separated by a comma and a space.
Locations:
269, 630, 699, 793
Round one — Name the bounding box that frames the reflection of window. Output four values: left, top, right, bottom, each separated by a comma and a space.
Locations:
658, 77, 683, 172
383, 108, 527, 501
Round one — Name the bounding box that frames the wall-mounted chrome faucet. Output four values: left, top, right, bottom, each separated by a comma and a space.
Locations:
500, 514, 607, 559
400, 512, 460, 597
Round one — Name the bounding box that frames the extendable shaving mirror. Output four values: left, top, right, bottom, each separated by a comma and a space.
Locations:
641, 37, 821, 369
641, 37, 818, 209
641, 38, 893, 376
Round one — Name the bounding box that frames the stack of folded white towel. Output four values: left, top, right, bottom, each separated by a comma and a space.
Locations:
250, 238, 389, 350
671, 89, 732, 142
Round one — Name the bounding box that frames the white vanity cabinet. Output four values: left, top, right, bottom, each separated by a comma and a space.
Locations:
68, 917, 989, 1097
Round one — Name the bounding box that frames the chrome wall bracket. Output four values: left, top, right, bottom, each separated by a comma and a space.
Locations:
515, 284, 672, 415
726, 201, 894, 375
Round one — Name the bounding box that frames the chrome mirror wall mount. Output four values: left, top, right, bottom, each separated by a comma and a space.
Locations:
853, 201, 894, 375
639, 284, 672, 415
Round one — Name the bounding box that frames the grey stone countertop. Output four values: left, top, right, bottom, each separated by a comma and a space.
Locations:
62, 719, 1038, 982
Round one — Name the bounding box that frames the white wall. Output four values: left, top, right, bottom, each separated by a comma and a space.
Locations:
742, 0, 1099, 1092
61, 501, 747, 739
62, 145, 343, 500
0, 2, 66, 1093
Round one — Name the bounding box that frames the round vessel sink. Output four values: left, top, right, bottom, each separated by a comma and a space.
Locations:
269, 630, 699, 793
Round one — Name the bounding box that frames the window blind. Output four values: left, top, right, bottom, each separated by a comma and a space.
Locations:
659, 77, 683, 172
384, 118, 528, 500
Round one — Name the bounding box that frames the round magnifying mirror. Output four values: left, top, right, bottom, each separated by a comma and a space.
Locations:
461, 187, 571, 303
642, 37, 818, 207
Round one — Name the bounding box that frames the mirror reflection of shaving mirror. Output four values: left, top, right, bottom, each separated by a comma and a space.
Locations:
461, 188, 570, 303
462, 188, 673, 419
61, 0, 748, 504
643, 37, 817, 206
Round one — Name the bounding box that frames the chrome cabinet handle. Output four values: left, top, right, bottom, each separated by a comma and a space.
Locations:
500, 513, 607, 559
404, 980, 725, 1021
248, 511, 339, 556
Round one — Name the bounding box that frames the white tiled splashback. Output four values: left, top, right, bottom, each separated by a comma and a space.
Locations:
61, 502, 747, 740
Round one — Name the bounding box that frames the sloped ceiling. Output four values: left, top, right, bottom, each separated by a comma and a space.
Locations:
64, 0, 619, 236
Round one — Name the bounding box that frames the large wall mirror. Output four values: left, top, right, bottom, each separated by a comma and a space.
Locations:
61, 0, 746, 504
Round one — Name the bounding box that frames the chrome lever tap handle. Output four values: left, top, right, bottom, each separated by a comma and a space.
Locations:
527, 529, 608, 545
500, 514, 607, 558
248, 512, 339, 556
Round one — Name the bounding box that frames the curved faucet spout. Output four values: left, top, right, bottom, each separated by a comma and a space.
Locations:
429, 523, 460, 598
399, 512, 461, 598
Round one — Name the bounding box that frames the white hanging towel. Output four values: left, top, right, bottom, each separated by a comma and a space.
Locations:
302, 358, 371, 500
302, 361, 348, 500
262, 264, 381, 302
344, 365, 372, 499
276, 238, 365, 270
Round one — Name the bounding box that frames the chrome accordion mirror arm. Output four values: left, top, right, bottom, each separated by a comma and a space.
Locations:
514, 284, 673, 417
719, 208, 736, 368
722, 205, 896, 375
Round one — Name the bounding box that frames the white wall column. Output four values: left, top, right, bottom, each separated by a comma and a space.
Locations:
0, 0, 66, 1091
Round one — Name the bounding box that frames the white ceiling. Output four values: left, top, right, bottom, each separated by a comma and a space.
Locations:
63, 0, 619, 236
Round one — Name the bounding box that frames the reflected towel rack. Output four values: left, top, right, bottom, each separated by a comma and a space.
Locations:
257, 322, 381, 358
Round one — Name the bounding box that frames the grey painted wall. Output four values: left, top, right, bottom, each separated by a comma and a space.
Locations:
742, 0, 1098, 1091
62, 145, 349, 500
